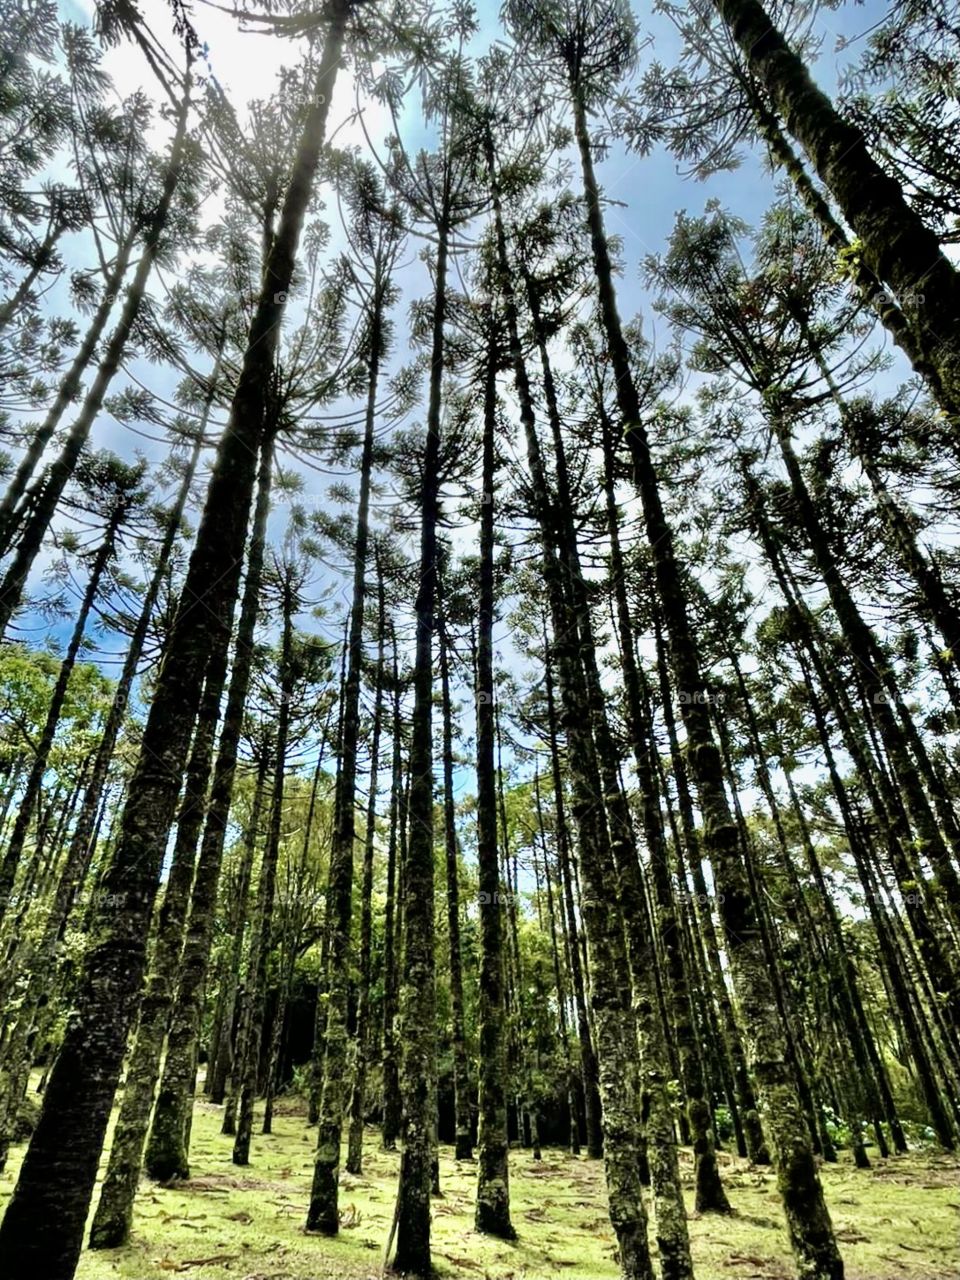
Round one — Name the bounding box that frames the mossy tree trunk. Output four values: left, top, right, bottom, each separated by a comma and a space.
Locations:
712, 0, 960, 418
345, 556, 386, 1176
233, 570, 296, 1167
0, 24, 348, 1272
474, 317, 515, 1238
544, 643, 603, 1160
570, 84, 842, 1278
437, 552, 473, 1163
307, 275, 384, 1233
489, 144, 654, 1280
380, 622, 404, 1151
88, 654, 227, 1247
389, 207, 448, 1280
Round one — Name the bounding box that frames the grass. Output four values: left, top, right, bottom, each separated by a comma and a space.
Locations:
2, 1092, 959, 1279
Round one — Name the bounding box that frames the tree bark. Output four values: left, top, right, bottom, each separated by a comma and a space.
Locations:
474, 318, 515, 1238
345, 558, 386, 1175
713, 0, 960, 417
570, 85, 841, 1278
437, 554, 472, 1162
307, 263, 384, 1231
0, 20, 347, 1271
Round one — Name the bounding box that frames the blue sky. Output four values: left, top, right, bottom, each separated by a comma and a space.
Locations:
15, 0, 910, 806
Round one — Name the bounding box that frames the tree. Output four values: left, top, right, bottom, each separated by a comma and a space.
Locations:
0, 6, 352, 1271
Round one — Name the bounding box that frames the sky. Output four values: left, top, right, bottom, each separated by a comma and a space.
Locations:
11, 0, 916, 829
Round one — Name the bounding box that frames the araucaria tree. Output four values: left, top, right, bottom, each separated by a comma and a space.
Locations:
2, 2, 959, 1280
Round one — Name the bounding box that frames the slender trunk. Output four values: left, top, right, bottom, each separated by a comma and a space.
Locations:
0, 513, 120, 926
769, 408, 960, 936
381, 625, 404, 1151
798, 658, 957, 1148
390, 208, 447, 1279
437, 556, 472, 1161
529, 281, 690, 1277
0, 231, 134, 558
744, 459, 960, 1035
308, 273, 384, 1231
596, 396, 729, 1214
571, 87, 840, 1277
0, 22, 347, 1271
0, 219, 64, 337
308, 614, 350, 1123
62, 412, 211, 936
536, 772, 579, 1155
210, 756, 266, 1121
0, 83, 194, 634
545, 640, 603, 1158
489, 138, 653, 1280
345, 561, 386, 1175
474, 320, 515, 1237
713, 0, 960, 416
781, 768, 904, 1155
233, 579, 295, 1166
88, 651, 226, 1248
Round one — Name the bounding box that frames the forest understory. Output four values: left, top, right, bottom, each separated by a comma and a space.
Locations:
3, 1090, 958, 1280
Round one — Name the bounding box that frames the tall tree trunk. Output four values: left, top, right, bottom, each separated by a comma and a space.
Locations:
208, 754, 266, 1119
56, 403, 212, 958
488, 137, 654, 1280
570, 86, 841, 1277
88, 651, 227, 1248
544, 639, 603, 1158
437, 554, 472, 1161
595, 394, 729, 1214
474, 318, 515, 1238
0, 19, 348, 1271
0, 510, 121, 926
196, 433, 276, 1126
712, 0, 960, 417
527, 278, 691, 1278
233, 574, 296, 1166
0, 231, 135, 558
345, 558, 386, 1175
0, 218, 65, 338
389, 207, 448, 1279
307, 264, 385, 1231
381, 623, 404, 1151
535, 771, 580, 1155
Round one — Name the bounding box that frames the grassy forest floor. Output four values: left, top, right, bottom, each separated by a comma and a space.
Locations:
2, 1094, 958, 1280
